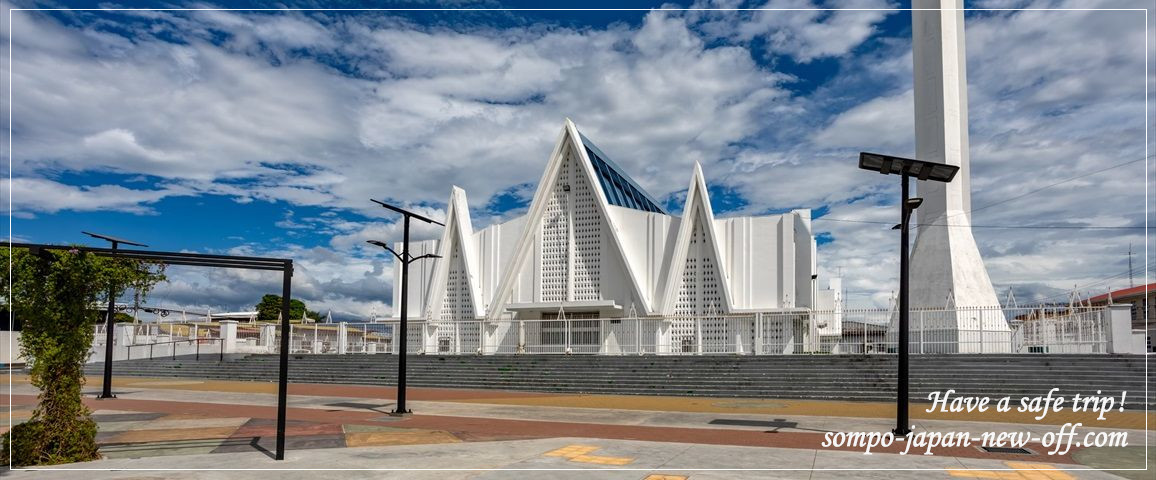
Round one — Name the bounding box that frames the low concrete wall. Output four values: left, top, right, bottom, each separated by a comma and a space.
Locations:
0, 331, 24, 365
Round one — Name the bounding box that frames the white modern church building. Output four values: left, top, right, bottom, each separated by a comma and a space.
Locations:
391, 119, 843, 355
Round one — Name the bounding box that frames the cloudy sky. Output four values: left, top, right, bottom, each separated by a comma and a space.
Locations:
3, 0, 1153, 319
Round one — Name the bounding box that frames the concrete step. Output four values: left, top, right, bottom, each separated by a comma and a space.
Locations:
85, 353, 1152, 407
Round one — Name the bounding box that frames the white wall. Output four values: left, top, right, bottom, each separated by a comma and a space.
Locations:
793, 210, 815, 309
391, 238, 440, 319
412, 207, 818, 317
607, 205, 674, 312
0, 331, 23, 364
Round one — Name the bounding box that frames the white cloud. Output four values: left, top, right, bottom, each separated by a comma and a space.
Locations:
811, 89, 913, 150
694, 0, 896, 62
6, 8, 802, 219
2, 177, 189, 215
716, 4, 1151, 306
6, 5, 1148, 313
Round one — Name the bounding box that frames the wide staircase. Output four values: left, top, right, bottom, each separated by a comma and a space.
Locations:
85, 354, 1154, 408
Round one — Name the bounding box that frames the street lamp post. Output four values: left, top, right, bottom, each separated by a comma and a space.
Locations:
857, 153, 958, 436
82, 231, 148, 399
368, 199, 443, 415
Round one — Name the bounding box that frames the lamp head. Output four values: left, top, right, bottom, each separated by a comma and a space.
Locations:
906, 197, 924, 210
82, 231, 148, 248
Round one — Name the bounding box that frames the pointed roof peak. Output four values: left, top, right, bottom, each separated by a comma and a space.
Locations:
682, 161, 716, 221
691, 161, 707, 184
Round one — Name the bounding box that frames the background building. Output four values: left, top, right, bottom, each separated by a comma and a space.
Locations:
392, 120, 842, 354
1085, 283, 1154, 352
1085, 283, 1154, 330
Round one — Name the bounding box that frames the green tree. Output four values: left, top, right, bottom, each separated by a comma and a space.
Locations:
255, 294, 320, 322
90, 312, 134, 324
0, 247, 165, 466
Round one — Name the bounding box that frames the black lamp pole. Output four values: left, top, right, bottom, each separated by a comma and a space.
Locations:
856, 153, 957, 437
83, 231, 147, 399
896, 172, 914, 436
368, 200, 442, 415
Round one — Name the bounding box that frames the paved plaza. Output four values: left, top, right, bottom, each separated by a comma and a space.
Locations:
2, 374, 1152, 479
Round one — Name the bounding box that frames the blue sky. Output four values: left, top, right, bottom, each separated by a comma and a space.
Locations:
3, 1, 1153, 318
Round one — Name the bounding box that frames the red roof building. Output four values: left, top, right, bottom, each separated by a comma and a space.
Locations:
1085, 282, 1154, 332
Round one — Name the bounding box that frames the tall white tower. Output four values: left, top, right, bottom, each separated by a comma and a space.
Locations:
905, 0, 1009, 352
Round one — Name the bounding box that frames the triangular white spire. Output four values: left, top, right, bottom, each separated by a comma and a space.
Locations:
485, 119, 649, 320
657, 162, 734, 315
425, 186, 484, 320
1003, 289, 1018, 309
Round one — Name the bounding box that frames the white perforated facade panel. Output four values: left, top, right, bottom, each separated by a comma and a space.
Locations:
672, 211, 727, 351
540, 151, 571, 303
538, 148, 604, 304
571, 151, 602, 302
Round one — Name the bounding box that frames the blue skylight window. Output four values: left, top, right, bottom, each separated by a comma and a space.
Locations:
579, 133, 667, 214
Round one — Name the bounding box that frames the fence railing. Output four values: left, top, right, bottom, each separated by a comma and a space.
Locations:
124, 338, 226, 362
86, 305, 1113, 359
349, 306, 1109, 355
88, 321, 227, 362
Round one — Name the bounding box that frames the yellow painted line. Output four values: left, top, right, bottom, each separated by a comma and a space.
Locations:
544, 445, 600, 458
344, 430, 460, 447
948, 462, 1076, 480
453, 394, 1152, 429
947, 471, 1022, 479
542, 444, 633, 465
1005, 462, 1076, 480
5, 372, 1139, 430
643, 476, 688, 480
570, 454, 633, 465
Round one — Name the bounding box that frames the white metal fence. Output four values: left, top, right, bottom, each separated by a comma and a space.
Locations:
346, 306, 1110, 356
88, 321, 228, 362
89, 305, 1113, 360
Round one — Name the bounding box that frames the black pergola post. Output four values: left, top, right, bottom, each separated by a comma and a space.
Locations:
275, 263, 292, 460
856, 152, 958, 437
9, 241, 295, 460
367, 199, 443, 416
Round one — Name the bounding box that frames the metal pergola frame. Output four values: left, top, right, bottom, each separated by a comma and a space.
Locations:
8, 242, 295, 460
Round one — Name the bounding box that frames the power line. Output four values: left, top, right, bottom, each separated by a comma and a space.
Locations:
814, 217, 1150, 230
960, 155, 1151, 218
817, 153, 1153, 230
1027, 261, 1156, 304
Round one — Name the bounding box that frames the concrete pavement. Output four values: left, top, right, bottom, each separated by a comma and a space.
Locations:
5, 437, 1141, 480
1, 374, 1151, 478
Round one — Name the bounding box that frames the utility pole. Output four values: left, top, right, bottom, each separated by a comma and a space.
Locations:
1128, 243, 1134, 288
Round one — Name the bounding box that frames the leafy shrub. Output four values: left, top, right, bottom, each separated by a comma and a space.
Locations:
2, 419, 98, 467
0, 247, 164, 466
